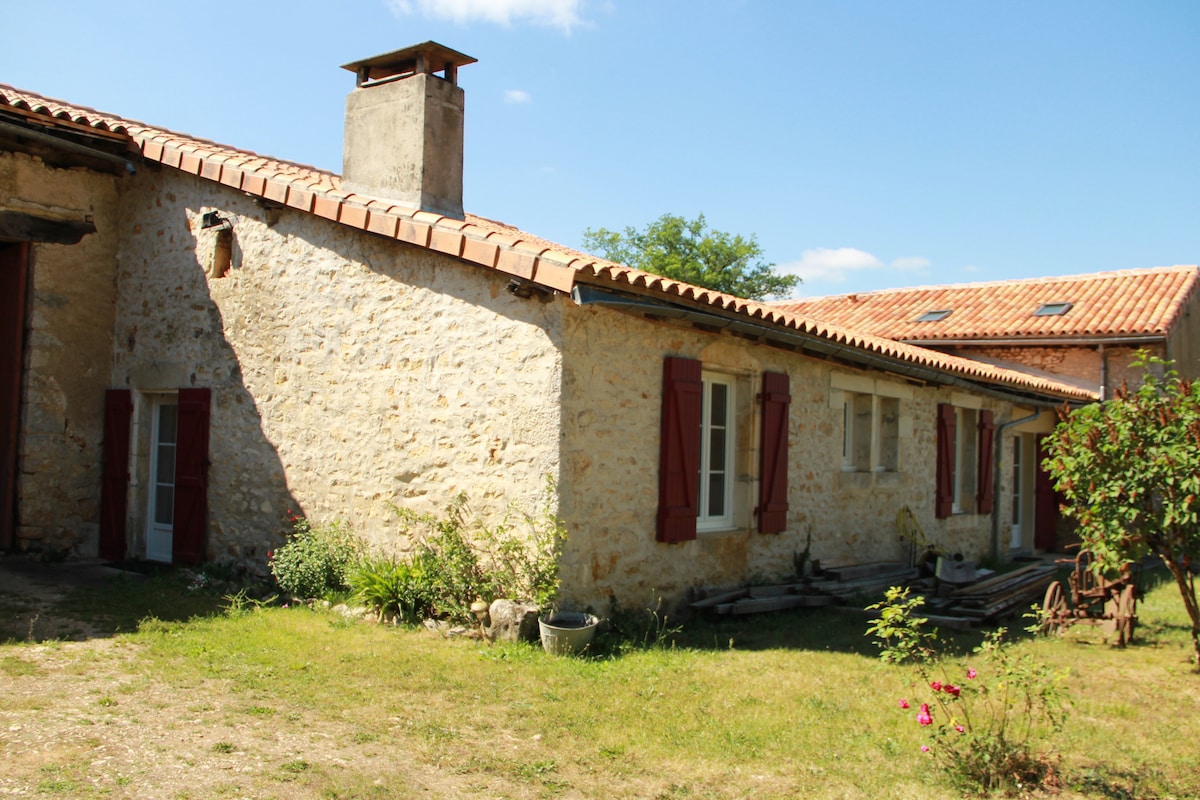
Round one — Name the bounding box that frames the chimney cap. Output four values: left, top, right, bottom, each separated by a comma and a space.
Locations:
341, 41, 477, 88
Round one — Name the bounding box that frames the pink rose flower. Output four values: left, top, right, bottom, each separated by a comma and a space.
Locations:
916, 704, 933, 726
944, 684, 961, 697
899, 698, 910, 709
955, 725, 965, 733
930, 680, 942, 691
921, 745, 930, 752
967, 668, 977, 679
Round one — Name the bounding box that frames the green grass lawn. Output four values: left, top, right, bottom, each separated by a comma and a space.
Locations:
1, 567, 1198, 799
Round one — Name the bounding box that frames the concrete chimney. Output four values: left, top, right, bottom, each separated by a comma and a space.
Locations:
340, 42, 477, 220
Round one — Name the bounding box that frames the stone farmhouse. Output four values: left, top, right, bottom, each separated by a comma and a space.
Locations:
1, 43, 1123, 611
779, 267, 1200, 551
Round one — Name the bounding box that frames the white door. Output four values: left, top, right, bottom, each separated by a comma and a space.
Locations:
146, 397, 178, 563
1010, 435, 1023, 550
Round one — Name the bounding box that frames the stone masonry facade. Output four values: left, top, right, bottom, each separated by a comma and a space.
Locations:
5, 151, 119, 554
9, 153, 1061, 612
556, 300, 1031, 610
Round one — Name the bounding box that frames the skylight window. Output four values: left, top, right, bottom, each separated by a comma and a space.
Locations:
915, 309, 952, 322
1034, 302, 1073, 317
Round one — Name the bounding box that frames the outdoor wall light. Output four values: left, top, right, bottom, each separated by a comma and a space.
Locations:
200, 210, 233, 231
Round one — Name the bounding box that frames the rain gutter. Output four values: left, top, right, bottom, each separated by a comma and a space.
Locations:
899, 334, 1165, 347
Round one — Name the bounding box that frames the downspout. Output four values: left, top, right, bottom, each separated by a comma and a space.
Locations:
1099, 344, 1107, 401
991, 408, 1042, 562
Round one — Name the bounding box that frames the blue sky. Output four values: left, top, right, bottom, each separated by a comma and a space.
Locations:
4, 1, 1197, 298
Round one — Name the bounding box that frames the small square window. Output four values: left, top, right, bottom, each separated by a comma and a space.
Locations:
915, 309, 952, 322
1034, 302, 1073, 316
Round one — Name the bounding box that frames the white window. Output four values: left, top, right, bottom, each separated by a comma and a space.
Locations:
146, 395, 178, 563
698, 371, 735, 531
841, 391, 901, 473
953, 407, 978, 514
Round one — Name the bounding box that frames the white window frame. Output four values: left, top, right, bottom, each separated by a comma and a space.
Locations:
146, 394, 179, 563
697, 371, 736, 531
839, 390, 902, 474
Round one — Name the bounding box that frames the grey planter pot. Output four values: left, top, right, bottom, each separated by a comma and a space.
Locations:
538, 612, 600, 656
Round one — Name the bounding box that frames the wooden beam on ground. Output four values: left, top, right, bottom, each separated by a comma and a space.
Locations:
832, 604, 976, 632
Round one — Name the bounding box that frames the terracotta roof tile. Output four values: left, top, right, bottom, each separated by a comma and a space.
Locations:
777, 267, 1200, 342
0, 82, 1098, 403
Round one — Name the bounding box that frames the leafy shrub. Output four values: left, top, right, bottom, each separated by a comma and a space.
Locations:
349, 556, 433, 624
269, 514, 361, 600
868, 587, 1069, 794
407, 499, 492, 620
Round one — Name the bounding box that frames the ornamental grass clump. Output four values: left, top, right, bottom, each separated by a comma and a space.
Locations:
868, 586, 1069, 795
349, 556, 432, 624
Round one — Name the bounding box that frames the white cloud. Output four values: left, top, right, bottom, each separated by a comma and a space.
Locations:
778, 247, 930, 283
505, 89, 533, 104
891, 256, 932, 271
386, 0, 586, 32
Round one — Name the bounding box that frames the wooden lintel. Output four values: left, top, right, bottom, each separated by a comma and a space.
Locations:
0, 210, 96, 244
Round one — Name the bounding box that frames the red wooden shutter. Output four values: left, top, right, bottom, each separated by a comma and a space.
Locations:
757, 371, 790, 534
99, 389, 133, 561
975, 409, 995, 515
658, 357, 701, 543
935, 403, 956, 519
173, 387, 211, 565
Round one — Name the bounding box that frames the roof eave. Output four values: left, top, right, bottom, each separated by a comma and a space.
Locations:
572, 284, 1094, 407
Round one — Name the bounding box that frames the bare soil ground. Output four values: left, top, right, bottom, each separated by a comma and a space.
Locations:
0, 560, 486, 799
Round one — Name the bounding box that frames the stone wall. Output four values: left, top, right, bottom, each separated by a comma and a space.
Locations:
557, 303, 1017, 611
2, 152, 120, 555
111, 170, 565, 563
958, 343, 1164, 398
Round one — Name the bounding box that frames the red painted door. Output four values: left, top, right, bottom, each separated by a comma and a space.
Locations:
0, 243, 30, 551
1034, 435, 1059, 551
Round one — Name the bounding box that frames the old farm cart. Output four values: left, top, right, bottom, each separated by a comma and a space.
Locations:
1041, 549, 1138, 646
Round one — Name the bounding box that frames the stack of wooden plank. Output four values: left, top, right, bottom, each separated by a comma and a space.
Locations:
934, 564, 1057, 621
688, 562, 921, 615
688, 583, 836, 615
807, 562, 920, 602
687, 560, 1057, 622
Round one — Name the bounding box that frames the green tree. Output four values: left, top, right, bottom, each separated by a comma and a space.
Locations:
581, 213, 798, 301
1043, 355, 1200, 669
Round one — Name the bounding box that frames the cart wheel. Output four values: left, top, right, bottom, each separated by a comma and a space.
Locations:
1041, 581, 1067, 636
1116, 584, 1137, 646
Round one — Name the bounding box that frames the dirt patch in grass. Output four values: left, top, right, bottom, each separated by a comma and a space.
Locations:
0, 559, 109, 642
0, 638, 469, 799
